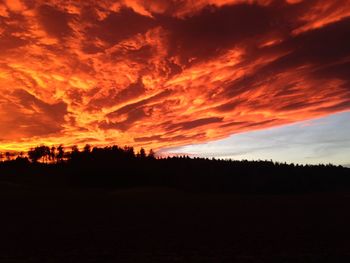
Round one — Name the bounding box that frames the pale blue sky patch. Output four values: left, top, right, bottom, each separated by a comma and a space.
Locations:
162, 111, 350, 167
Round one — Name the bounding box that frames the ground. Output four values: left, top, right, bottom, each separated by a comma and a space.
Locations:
1, 184, 350, 262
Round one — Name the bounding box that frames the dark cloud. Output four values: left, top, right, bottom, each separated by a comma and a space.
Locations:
91, 79, 146, 108
243, 119, 277, 128
0, 89, 67, 139
37, 4, 75, 38
134, 135, 162, 142
160, 3, 275, 63
86, 7, 156, 46
0, 34, 28, 53
312, 61, 350, 81
278, 101, 322, 112
261, 17, 350, 72
220, 121, 248, 128
215, 99, 244, 112
12, 89, 67, 119
111, 44, 154, 63
108, 89, 172, 118
101, 108, 148, 131
0, 13, 30, 54
311, 100, 350, 113
167, 117, 224, 131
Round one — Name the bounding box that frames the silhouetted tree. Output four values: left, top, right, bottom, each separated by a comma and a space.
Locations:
123, 146, 135, 159
0, 152, 3, 162
56, 145, 64, 163
148, 149, 155, 159
137, 148, 146, 158
5, 152, 11, 161
83, 144, 91, 154
28, 146, 50, 163
50, 146, 56, 162
28, 147, 41, 163
70, 145, 80, 160
41, 146, 51, 163
72, 145, 79, 153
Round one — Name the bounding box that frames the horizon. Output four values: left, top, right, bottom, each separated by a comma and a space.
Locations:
0, 139, 349, 168
0, 0, 349, 164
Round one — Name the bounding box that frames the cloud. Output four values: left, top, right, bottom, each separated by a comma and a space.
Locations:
91, 78, 146, 108
37, 4, 75, 39
0, 0, 349, 151
0, 34, 28, 53
0, 89, 67, 140
85, 7, 156, 46
160, 3, 274, 63
167, 117, 224, 131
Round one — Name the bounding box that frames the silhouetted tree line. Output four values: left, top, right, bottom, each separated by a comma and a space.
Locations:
0, 144, 349, 194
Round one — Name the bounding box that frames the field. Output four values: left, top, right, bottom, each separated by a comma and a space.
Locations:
1, 183, 350, 262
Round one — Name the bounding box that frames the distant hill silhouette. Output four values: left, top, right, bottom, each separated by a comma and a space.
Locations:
0, 144, 349, 193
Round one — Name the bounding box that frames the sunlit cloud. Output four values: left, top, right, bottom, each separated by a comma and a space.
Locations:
0, 0, 349, 151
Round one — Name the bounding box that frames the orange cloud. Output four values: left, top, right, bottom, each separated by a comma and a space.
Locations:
0, 0, 349, 152
292, 0, 350, 35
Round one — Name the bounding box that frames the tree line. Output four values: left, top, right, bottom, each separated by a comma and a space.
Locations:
0, 144, 154, 163
0, 144, 349, 194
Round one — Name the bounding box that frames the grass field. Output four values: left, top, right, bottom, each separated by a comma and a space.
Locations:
1, 184, 350, 262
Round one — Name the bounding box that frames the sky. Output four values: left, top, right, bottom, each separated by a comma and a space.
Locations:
0, 0, 349, 163
162, 111, 350, 166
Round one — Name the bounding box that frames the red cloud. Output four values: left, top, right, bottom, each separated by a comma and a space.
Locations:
0, 0, 349, 151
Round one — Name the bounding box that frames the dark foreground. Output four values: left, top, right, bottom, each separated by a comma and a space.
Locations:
1, 184, 350, 263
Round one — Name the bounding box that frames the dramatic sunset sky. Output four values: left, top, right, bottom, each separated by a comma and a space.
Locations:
0, 0, 349, 163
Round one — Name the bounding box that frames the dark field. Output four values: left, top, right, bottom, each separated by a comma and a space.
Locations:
1, 184, 350, 263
